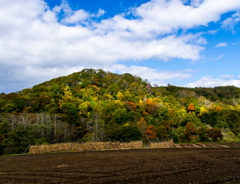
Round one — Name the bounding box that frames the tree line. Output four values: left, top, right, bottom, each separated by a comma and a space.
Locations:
0, 69, 240, 155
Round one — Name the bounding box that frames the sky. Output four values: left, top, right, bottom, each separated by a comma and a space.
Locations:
0, 0, 240, 93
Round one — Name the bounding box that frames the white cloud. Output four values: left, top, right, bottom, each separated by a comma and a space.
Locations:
0, 66, 85, 93
215, 43, 228, 48
190, 0, 204, 8
232, 41, 240, 45
207, 30, 218, 34
195, 36, 207, 45
61, 9, 89, 24
215, 54, 224, 60
186, 76, 240, 87
222, 11, 240, 33
209, 54, 224, 61
181, 0, 189, 5
102, 64, 192, 84
96, 0, 240, 39
1, 0, 240, 92
42, 10, 58, 23
219, 74, 234, 79
95, 9, 106, 18
0, 64, 193, 92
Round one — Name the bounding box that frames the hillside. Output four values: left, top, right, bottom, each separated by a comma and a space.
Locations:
0, 69, 240, 155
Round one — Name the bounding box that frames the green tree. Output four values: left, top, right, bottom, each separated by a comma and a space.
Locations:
175, 126, 187, 143
114, 108, 128, 124
65, 103, 79, 126
13, 97, 28, 112
117, 125, 141, 141
198, 125, 209, 142
155, 125, 168, 140
0, 121, 9, 155
226, 111, 240, 135
1, 126, 35, 155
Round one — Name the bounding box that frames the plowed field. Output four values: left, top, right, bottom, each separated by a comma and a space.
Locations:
0, 147, 240, 184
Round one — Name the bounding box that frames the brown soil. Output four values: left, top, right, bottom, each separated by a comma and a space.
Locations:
0, 148, 240, 184
175, 142, 240, 148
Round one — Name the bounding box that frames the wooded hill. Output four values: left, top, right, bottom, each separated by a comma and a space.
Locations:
0, 69, 240, 155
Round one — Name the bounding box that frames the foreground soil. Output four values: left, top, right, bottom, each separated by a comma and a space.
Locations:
0, 148, 240, 184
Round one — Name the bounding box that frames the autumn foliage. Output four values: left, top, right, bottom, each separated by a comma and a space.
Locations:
184, 123, 198, 141
0, 68, 240, 155
145, 126, 157, 139
126, 101, 136, 111
208, 128, 222, 142
215, 106, 223, 113
144, 99, 159, 115
187, 103, 195, 112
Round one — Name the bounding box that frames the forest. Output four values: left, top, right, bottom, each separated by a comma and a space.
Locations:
0, 69, 240, 155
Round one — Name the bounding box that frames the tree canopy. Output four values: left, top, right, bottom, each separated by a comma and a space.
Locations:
0, 68, 240, 155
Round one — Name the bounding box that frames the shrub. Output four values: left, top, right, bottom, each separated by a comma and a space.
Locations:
208, 128, 222, 142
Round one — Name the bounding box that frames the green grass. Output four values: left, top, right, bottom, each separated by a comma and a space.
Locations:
0, 153, 29, 157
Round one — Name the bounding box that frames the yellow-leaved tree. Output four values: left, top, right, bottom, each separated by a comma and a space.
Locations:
59, 86, 73, 109
116, 92, 123, 100
78, 100, 91, 118
199, 107, 209, 116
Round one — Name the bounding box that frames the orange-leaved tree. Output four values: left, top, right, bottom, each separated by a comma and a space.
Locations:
125, 101, 136, 111
145, 126, 157, 139
144, 99, 159, 115
215, 106, 223, 113
187, 103, 195, 113
184, 122, 198, 141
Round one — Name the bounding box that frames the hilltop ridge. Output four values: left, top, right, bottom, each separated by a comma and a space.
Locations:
0, 69, 240, 155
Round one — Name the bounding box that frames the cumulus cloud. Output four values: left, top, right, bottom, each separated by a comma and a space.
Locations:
186, 76, 240, 87
0, 64, 193, 93
102, 65, 192, 85
96, 0, 240, 38
0, 65, 83, 93
190, 0, 204, 7
215, 43, 228, 48
61, 9, 89, 24
1, 0, 240, 92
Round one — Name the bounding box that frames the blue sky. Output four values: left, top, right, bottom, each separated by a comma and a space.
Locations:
0, 0, 240, 93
